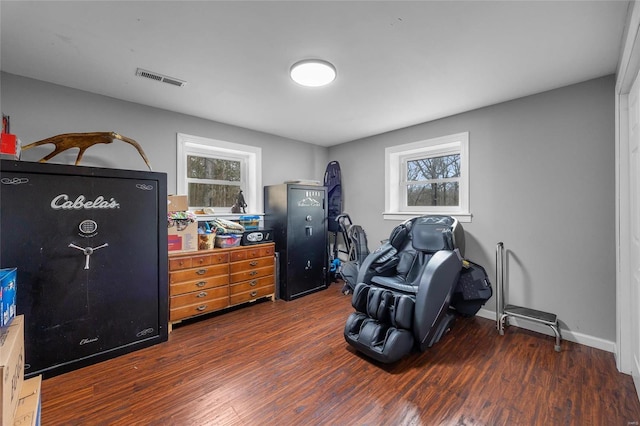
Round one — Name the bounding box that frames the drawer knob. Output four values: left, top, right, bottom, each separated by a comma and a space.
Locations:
250, 280, 257, 286
249, 270, 258, 276
196, 269, 207, 275
196, 281, 207, 287
196, 305, 207, 311
197, 291, 208, 298
249, 261, 258, 267
250, 291, 258, 297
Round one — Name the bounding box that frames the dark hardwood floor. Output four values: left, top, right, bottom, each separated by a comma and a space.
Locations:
41, 282, 640, 425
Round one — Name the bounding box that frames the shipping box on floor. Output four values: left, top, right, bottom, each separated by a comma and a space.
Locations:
1, 315, 24, 426
12, 375, 41, 426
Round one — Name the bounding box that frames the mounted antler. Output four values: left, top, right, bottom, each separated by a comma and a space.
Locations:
21, 131, 152, 170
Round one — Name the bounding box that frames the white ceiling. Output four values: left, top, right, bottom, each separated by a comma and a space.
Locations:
0, 1, 630, 147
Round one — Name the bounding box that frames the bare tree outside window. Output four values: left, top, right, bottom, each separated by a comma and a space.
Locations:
385, 132, 469, 220
406, 154, 460, 206
187, 155, 241, 207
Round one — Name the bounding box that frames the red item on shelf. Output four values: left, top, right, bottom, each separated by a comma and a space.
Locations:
0, 133, 18, 156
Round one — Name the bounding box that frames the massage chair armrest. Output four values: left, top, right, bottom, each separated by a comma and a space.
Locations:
373, 256, 399, 275
356, 242, 398, 283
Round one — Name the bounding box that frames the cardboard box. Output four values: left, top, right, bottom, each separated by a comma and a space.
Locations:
12, 375, 41, 426
168, 221, 198, 252
1, 315, 24, 426
168, 234, 182, 251
0, 269, 16, 328
167, 195, 188, 212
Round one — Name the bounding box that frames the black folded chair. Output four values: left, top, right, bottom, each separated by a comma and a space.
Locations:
343, 215, 464, 363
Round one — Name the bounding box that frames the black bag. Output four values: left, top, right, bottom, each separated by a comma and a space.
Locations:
347, 224, 369, 265
340, 261, 360, 294
451, 260, 493, 317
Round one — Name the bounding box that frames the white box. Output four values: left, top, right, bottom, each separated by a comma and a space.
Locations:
12, 375, 41, 426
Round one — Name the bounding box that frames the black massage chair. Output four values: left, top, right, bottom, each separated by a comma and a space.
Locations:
343, 215, 465, 363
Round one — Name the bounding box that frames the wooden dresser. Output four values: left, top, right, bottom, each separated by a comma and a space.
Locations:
168, 243, 275, 329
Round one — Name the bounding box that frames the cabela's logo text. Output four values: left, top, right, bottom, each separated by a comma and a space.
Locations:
51, 194, 120, 210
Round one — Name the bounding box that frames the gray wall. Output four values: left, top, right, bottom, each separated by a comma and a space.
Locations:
0, 72, 328, 195
1, 71, 617, 344
328, 75, 616, 342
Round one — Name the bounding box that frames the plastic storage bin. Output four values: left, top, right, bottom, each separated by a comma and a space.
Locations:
215, 234, 242, 248
239, 215, 260, 230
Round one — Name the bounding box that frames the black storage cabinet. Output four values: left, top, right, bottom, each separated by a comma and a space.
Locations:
264, 184, 328, 300
0, 160, 168, 378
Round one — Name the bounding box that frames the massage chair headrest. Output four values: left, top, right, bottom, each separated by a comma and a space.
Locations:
410, 216, 464, 254
387, 215, 465, 256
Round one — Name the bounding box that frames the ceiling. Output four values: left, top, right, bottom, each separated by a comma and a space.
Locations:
0, 1, 630, 147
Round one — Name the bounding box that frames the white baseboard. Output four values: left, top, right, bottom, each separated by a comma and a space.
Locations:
475, 308, 616, 353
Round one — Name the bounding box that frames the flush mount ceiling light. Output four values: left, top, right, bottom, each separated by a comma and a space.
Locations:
290, 59, 336, 87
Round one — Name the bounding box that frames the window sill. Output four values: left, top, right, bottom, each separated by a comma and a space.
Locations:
192, 212, 264, 221
382, 211, 472, 223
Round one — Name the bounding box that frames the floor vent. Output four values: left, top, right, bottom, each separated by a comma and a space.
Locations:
135, 68, 186, 87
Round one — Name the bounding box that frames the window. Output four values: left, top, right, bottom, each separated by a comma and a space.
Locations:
177, 133, 262, 213
384, 132, 470, 222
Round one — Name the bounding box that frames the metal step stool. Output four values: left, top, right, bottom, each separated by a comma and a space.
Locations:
496, 242, 562, 352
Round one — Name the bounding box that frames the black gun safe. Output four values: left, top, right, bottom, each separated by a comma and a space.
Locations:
0, 160, 168, 378
264, 184, 328, 300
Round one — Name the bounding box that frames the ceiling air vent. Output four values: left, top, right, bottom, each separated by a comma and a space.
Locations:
135, 68, 186, 87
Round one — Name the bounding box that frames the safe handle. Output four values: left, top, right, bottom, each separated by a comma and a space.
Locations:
68, 243, 109, 270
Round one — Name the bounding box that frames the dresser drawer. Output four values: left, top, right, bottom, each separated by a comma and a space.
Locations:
230, 265, 274, 283
169, 252, 229, 271
207, 252, 229, 265
230, 244, 274, 261
229, 285, 274, 306
229, 276, 274, 295
171, 286, 229, 309
229, 257, 274, 274
169, 257, 193, 270
170, 297, 230, 322
170, 275, 229, 296
169, 263, 228, 284
168, 243, 276, 328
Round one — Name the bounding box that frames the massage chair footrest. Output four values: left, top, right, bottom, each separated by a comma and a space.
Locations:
344, 312, 414, 363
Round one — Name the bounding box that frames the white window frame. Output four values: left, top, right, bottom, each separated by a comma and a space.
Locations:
384, 132, 471, 222
177, 133, 262, 214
